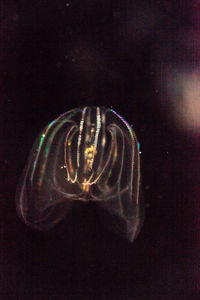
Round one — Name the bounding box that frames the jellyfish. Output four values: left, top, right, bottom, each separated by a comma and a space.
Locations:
15, 106, 144, 242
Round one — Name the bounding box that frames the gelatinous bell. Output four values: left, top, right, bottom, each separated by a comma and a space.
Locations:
16, 106, 144, 242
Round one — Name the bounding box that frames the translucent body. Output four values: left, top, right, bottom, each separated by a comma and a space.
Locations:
16, 106, 143, 242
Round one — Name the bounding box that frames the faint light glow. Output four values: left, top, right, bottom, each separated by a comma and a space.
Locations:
167, 70, 200, 133
145, 185, 150, 190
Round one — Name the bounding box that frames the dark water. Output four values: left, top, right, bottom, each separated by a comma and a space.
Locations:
1, 1, 199, 299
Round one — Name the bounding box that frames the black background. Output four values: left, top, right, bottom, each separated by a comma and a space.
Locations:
1, 0, 200, 299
